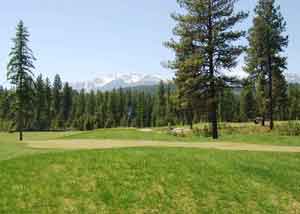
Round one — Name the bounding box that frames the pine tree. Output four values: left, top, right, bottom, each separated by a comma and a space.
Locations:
44, 78, 52, 129
166, 0, 247, 139
52, 74, 62, 127
245, 0, 288, 130
273, 71, 288, 120
255, 76, 268, 126
34, 74, 47, 130
7, 20, 36, 141
87, 90, 96, 116
62, 82, 73, 126
240, 84, 256, 122
76, 89, 86, 118
219, 88, 239, 122
156, 81, 166, 126
288, 84, 300, 120
136, 92, 145, 128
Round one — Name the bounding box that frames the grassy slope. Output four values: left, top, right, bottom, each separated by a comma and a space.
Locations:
0, 127, 299, 161
1, 148, 300, 213
0, 130, 300, 213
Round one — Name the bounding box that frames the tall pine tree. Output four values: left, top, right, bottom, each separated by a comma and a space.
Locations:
245, 0, 288, 130
7, 20, 36, 141
52, 74, 62, 127
166, 0, 247, 138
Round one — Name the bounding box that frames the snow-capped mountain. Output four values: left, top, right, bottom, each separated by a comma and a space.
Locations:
286, 72, 300, 83
71, 73, 167, 91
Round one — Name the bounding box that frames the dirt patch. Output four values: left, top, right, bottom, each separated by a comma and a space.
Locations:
26, 139, 300, 153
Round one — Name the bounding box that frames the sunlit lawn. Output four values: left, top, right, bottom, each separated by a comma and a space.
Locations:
0, 126, 300, 213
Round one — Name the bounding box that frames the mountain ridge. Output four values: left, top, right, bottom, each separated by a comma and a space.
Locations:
71, 73, 169, 91
70, 72, 300, 91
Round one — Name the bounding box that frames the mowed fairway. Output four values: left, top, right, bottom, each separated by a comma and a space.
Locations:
1, 129, 300, 213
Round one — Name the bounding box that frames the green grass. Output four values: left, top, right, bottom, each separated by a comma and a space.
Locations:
62, 128, 204, 142
1, 148, 300, 213
0, 126, 299, 162
63, 128, 300, 146
0, 131, 80, 161
0, 129, 300, 213
221, 133, 300, 146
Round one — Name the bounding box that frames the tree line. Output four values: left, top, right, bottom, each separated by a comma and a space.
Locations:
1, 76, 299, 132
2, 0, 299, 140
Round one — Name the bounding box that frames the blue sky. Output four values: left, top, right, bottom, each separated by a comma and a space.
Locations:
0, 0, 298, 84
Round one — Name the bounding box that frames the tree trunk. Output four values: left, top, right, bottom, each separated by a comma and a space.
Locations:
211, 105, 218, 139
267, 55, 274, 130
190, 121, 193, 130
19, 111, 23, 141
189, 112, 193, 130
19, 129, 23, 141
208, 0, 218, 139
261, 114, 265, 126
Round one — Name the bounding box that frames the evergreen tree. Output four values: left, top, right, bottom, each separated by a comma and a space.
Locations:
288, 84, 300, 120
76, 89, 86, 117
255, 76, 268, 126
240, 84, 256, 121
219, 88, 239, 122
166, 0, 247, 138
156, 81, 166, 126
136, 92, 145, 128
62, 82, 73, 126
273, 71, 288, 120
87, 90, 96, 116
0, 89, 12, 121
52, 74, 62, 127
44, 78, 52, 129
245, 0, 288, 129
34, 74, 47, 130
7, 20, 36, 141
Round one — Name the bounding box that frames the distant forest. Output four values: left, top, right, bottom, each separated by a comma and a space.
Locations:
0, 74, 299, 131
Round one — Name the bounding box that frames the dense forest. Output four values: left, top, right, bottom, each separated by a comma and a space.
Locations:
2, 0, 300, 140
0, 76, 299, 131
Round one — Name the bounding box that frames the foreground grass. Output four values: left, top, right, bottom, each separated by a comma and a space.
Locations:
1, 148, 300, 213
0, 129, 300, 213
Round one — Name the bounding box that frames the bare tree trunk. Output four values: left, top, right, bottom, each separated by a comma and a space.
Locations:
261, 114, 265, 126
267, 55, 274, 130
18, 110, 23, 141
190, 121, 193, 130
210, 104, 218, 139
189, 112, 193, 130
208, 0, 218, 139
19, 129, 23, 141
